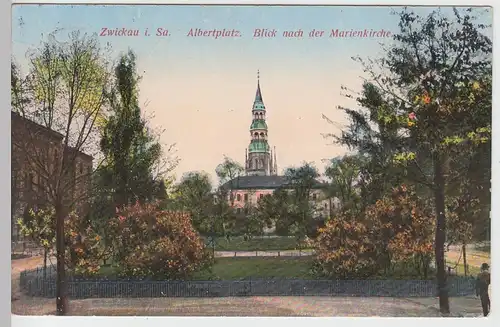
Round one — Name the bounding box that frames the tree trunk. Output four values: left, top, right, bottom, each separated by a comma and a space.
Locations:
55, 204, 68, 315
433, 155, 450, 314
462, 243, 468, 276
43, 249, 48, 279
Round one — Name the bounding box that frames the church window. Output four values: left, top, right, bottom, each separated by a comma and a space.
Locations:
236, 194, 241, 201
324, 203, 328, 210
312, 193, 317, 200
259, 194, 264, 199
244, 194, 248, 202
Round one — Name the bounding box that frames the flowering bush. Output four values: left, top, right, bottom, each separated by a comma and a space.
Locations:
311, 211, 378, 279
108, 201, 211, 279
312, 185, 435, 279
64, 211, 105, 276
364, 185, 435, 277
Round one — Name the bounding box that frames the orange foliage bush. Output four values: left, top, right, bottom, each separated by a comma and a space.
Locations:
108, 201, 211, 279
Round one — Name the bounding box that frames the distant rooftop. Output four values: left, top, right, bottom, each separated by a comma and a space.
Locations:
222, 175, 326, 190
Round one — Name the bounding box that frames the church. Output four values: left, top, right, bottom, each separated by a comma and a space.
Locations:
222, 72, 331, 216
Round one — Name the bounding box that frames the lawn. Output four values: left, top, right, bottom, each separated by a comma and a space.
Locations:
95, 256, 314, 280
195, 257, 314, 280
208, 236, 311, 251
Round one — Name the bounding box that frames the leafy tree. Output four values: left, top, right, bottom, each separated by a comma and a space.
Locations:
99, 50, 177, 209
255, 188, 293, 236
325, 8, 491, 313
324, 154, 366, 213
212, 156, 244, 236
17, 205, 105, 277
215, 156, 244, 185
11, 31, 111, 315
284, 163, 320, 242
17, 205, 56, 276
173, 171, 214, 234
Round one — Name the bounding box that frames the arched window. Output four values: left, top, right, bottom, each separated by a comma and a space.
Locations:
260, 132, 265, 138
324, 203, 328, 210
236, 194, 241, 201
254, 159, 258, 168
254, 132, 259, 138
312, 193, 317, 201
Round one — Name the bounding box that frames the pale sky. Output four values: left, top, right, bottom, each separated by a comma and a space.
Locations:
11, 5, 492, 184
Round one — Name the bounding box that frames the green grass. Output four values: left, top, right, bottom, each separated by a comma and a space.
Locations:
194, 257, 314, 280
208, 236, 311, 251
94, 257, 314, 280
446, 261, 481, 276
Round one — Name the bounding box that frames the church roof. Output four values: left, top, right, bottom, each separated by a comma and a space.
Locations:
222, 175, 326, 190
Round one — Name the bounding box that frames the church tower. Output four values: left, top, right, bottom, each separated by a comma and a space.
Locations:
245, 71, 278, 176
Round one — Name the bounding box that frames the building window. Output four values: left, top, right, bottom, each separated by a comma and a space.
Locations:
244, 194, 248, 202
244, 207, 249, 214
259, 194, 264, 199
324, 203, 328, 210
236, 194, 241, 201
312, 193, 317, 201
79, 163, 83, 174
236, 208, 241, 214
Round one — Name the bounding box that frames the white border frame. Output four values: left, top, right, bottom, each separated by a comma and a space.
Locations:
4, 1, 498, 326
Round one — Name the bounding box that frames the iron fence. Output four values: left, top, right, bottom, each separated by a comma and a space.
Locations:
19, 266, 476, 299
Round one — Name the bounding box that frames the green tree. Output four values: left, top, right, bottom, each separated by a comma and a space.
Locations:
174, 171, 214, 234
324, 154, 366, 213
284, 163, 320, 242
99, 50, 177, 209
11, 31, 111, 315
335, 8, 492, 313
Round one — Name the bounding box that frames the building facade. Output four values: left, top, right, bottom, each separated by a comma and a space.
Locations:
11, 112, 93, 241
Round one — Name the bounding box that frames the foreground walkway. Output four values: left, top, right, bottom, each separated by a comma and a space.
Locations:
12, 295, 484, 316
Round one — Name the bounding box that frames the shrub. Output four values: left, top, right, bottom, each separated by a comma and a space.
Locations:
311, 211, 378, 279
109, 201, 212, 279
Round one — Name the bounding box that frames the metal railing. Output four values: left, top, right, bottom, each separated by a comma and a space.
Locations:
20, 266, 476, 299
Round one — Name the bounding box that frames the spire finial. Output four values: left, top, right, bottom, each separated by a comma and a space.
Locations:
257, 69, 260, 83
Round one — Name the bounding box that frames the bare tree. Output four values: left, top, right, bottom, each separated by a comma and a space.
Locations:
11, 31, 111, 315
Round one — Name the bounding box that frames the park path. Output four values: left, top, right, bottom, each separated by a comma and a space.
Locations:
215, 249, 313, 257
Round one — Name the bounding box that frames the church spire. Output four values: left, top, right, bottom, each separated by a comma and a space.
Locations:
255, 70, 263, 103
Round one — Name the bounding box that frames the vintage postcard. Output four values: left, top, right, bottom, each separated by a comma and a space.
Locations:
10, 3, 492, 318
